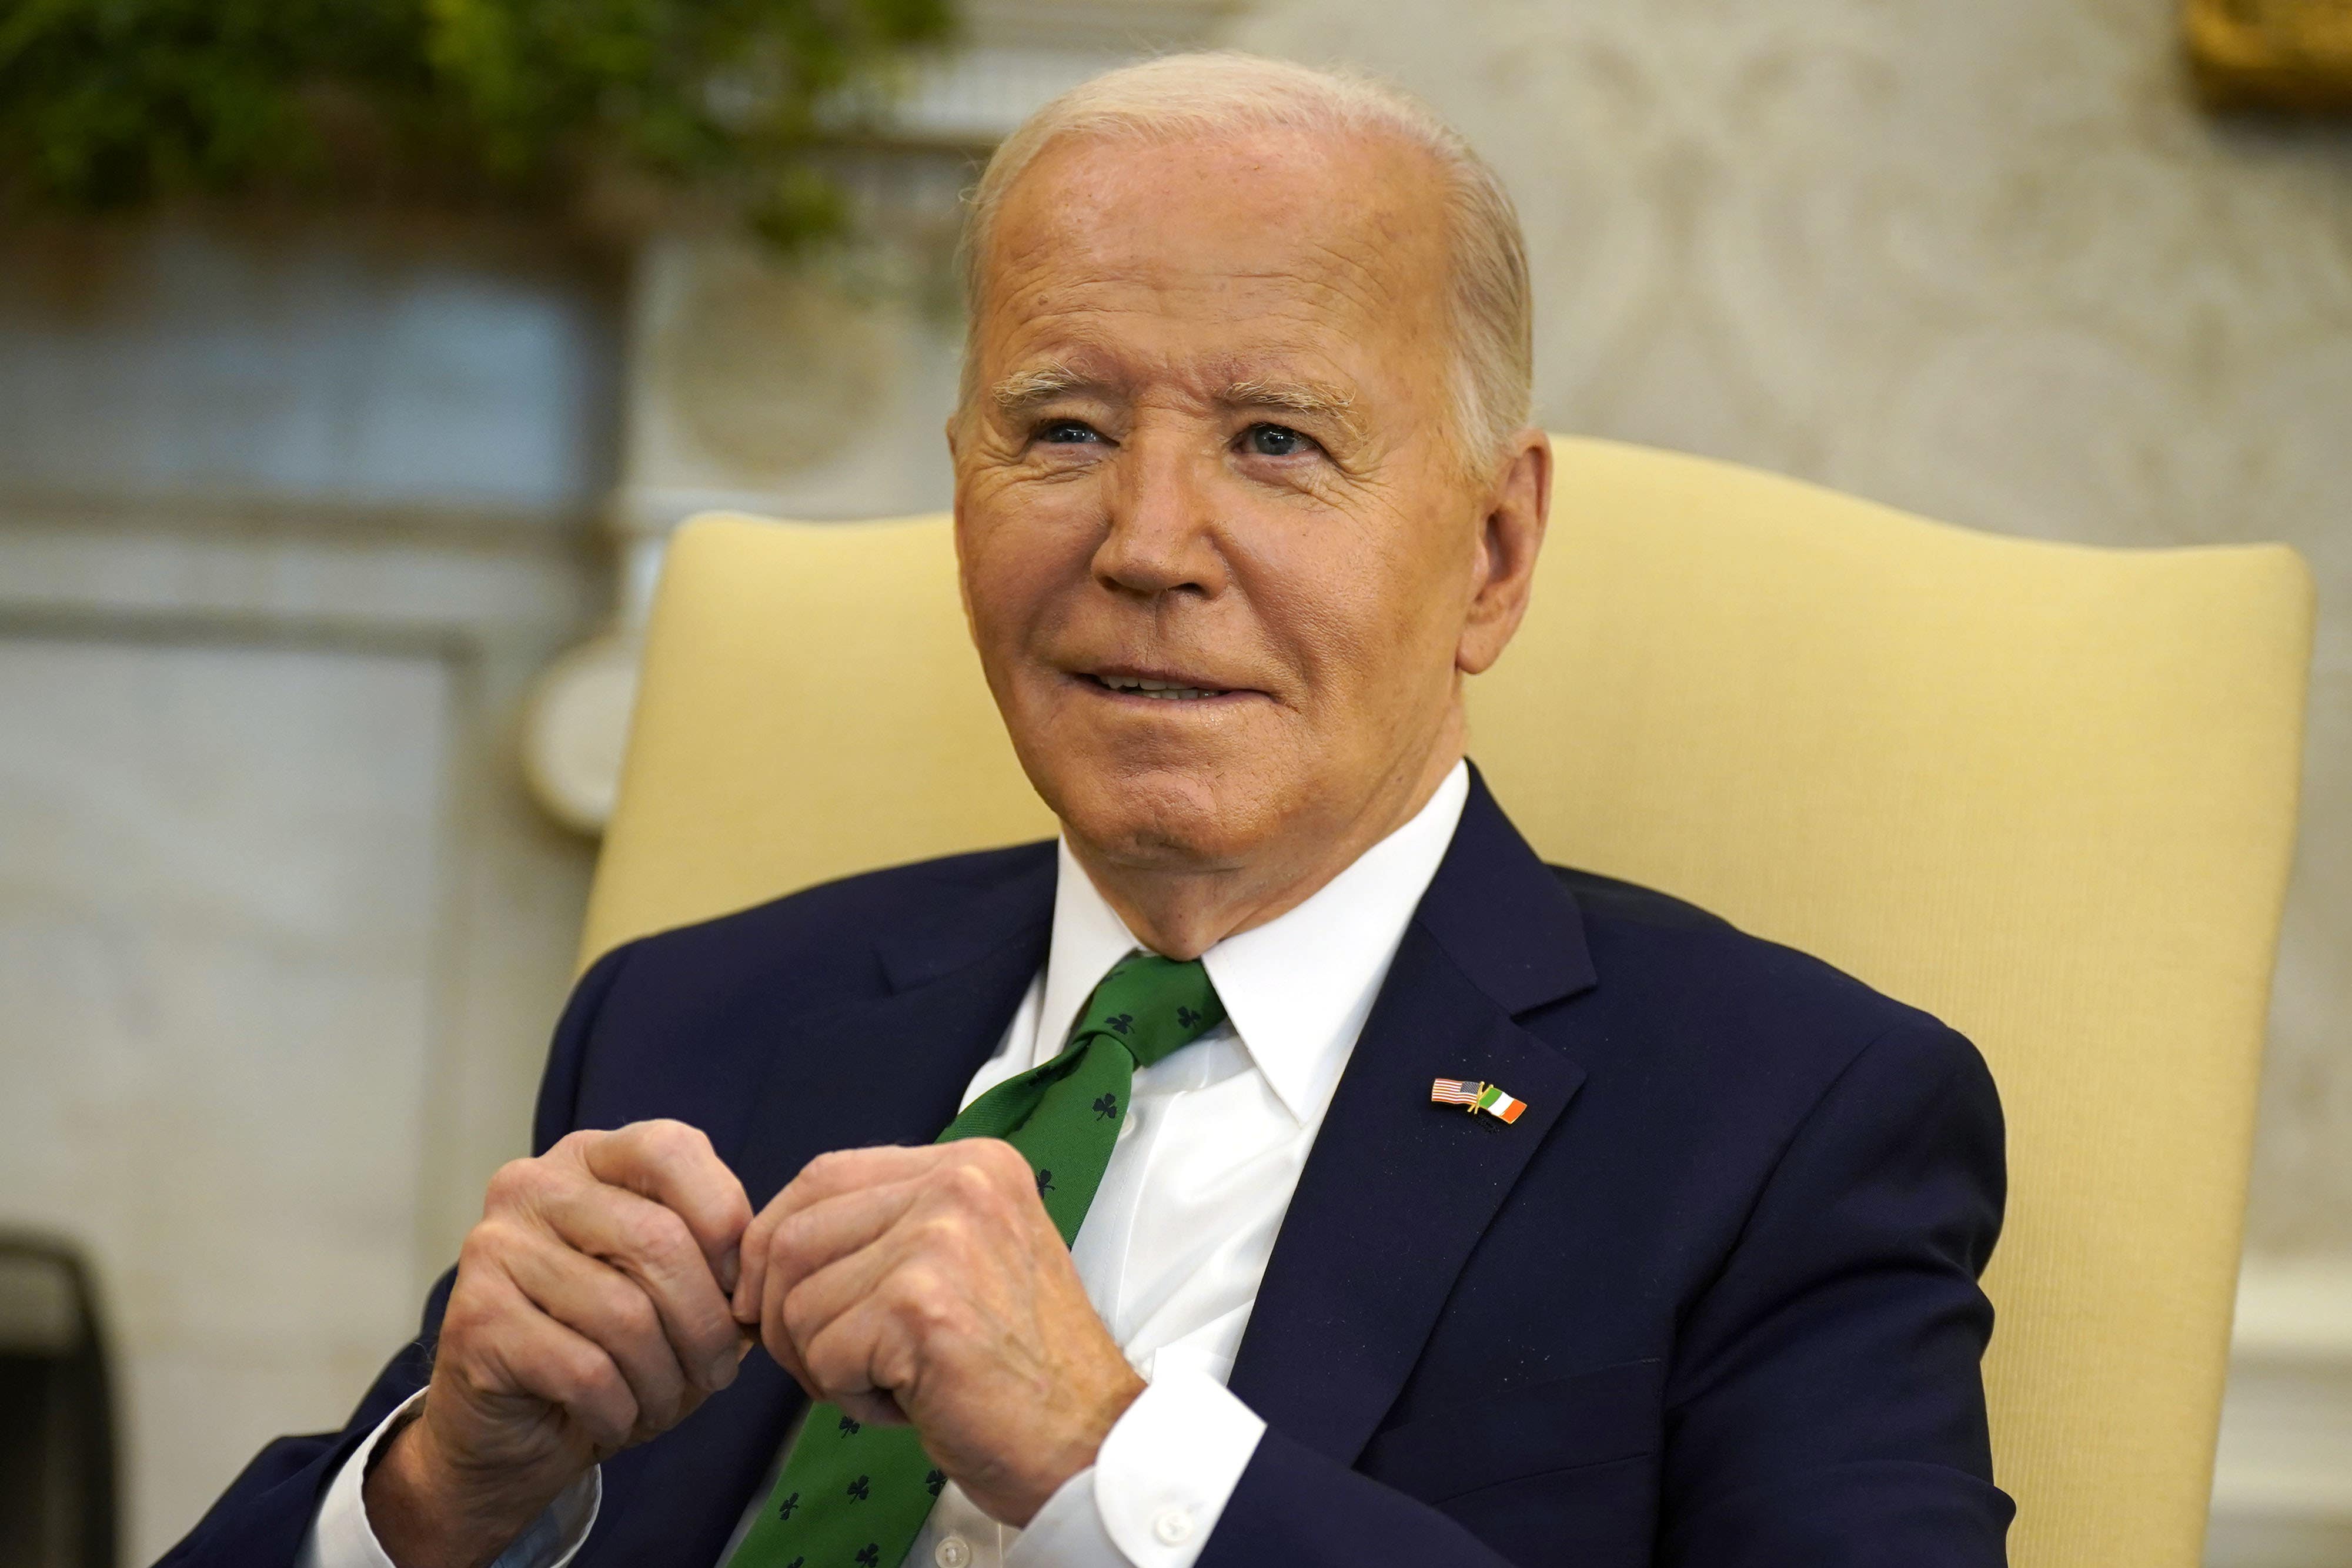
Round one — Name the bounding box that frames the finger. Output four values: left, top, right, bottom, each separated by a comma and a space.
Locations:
736, 1144, 946, 1320
762, 1213, 921, 1390
751, 1189, 941, 1396
797, 1285, 929, 1425
757, 1140, 1037, 1338
760, 1148, 1033, 1391
573, 1121, 753, 1292
754, 1179, 929, 1321
739, 1141, 1041, 1319
461, 1268, 643, 1455
502, 1229, 697, 1437
533, 1176, 743, 1391
756, 1223, 818, 1392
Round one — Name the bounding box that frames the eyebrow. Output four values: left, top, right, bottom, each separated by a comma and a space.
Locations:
990, 362, 1094, 414
991, 362, 1369, 447
1221, 377, 1367, 446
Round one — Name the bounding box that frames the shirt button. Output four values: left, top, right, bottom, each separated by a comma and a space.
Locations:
1152, 1507, 1194, 1545
934, 1535, 973, 1568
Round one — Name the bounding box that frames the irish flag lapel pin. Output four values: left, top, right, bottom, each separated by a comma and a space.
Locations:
1430, 1078, 1528, 1124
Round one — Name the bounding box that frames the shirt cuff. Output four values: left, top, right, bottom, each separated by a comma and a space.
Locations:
1007, 1465, 1122, 1568
1021, 1370, 1265, 1568
297, 1391, 603, 1568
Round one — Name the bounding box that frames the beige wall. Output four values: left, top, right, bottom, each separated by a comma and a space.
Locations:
0, 638, 451, 1549
0, 222, 609, 1562
1230, 0, 2352, 1254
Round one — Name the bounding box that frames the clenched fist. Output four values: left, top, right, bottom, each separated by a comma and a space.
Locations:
734, 1139, 1145, 1527
367, 1121, 753, 1568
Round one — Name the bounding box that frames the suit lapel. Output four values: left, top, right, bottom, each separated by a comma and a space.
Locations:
1228, 772, 1596, 1465
727, 902, 1053, 1211
587, 849, 1055, 1568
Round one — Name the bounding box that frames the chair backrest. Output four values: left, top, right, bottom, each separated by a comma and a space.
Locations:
582, 436, 2313, 1568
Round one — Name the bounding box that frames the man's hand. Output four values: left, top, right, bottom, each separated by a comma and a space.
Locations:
366, 1121, 754, 1568
735, 1140, 1145, 1526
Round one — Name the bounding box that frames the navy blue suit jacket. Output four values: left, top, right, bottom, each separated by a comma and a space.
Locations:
164, 771, 2011, 1567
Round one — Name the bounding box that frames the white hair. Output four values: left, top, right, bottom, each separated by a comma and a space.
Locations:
958, 51, 1535, 466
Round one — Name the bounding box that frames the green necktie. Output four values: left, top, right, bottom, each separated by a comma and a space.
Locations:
725, 952, 1225, 1568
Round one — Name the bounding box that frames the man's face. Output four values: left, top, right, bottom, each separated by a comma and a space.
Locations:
951, 127, 1511, 879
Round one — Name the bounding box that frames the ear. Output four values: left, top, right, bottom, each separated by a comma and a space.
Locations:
1456, 429, 1552, 677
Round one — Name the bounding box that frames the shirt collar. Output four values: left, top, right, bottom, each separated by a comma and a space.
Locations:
1035, 761, 1472, 1124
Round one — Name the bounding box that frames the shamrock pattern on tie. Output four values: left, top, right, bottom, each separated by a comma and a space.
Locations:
724, 952, 1225, 1568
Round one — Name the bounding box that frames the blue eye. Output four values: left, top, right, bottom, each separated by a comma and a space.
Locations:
1245, 423, 1311, 457
1038, 419, 1100, 446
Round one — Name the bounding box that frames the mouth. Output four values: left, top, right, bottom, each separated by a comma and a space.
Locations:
1076, 667, 1255, 704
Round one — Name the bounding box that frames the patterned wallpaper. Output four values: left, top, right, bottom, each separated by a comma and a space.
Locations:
1231, 0, 2352, 1250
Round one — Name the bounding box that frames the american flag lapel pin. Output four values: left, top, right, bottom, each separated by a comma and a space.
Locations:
1431, 1077, 1527, 1124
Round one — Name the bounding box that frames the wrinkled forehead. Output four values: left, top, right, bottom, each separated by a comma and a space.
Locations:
971, 127, 1456, 393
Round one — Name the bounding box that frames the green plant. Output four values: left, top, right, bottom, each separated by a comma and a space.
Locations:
0, 0, 956, 239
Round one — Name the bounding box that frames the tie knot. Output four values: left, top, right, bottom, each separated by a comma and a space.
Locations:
1073, 951, 1225, 1068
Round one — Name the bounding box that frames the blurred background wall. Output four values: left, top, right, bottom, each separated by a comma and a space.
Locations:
0, 218, 617, 1558
0, 0, 2344, 1563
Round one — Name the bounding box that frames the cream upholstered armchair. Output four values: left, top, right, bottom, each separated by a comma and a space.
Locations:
579, 436, 2313, 1568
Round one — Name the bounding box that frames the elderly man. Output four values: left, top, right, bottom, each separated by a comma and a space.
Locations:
168, 51, 2009, 1568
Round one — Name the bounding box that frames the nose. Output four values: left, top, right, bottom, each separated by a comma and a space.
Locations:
1090, 430, 1228, 599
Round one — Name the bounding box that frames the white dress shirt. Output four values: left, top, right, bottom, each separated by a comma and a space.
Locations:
302, 762, 1470, 1568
